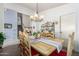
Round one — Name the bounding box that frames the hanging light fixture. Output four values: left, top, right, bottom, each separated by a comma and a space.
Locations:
30, 3, 44, 22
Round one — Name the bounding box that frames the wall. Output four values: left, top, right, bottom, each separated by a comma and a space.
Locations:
0, 4, 4, 32
40, 4, 76, 25
39, 3, 79, 52
3, 9, 18, 47
60, 13, 76, 47
75, 4, 79, 52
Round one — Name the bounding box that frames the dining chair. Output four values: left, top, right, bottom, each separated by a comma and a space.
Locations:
19, 31, 24, 55
19, 31, 39, 56
50, 32, 75, 56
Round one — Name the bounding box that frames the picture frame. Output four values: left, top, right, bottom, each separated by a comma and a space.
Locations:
4, 23, 12, 29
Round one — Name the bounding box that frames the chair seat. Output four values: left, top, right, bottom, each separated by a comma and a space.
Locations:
50, 49, 67, 56
31, 47, 39, 56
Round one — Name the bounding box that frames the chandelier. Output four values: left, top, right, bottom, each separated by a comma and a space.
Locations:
30, 3, 44, 22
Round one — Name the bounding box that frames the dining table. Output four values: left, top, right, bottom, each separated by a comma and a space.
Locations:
30, 37, 64, 56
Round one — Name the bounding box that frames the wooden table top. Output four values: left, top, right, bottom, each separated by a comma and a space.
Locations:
31, 38, 64, 56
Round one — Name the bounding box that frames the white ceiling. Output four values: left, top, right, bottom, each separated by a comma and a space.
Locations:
21, 3, 66, 12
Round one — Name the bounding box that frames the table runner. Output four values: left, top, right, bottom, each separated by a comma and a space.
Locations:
31, 38, 62, 53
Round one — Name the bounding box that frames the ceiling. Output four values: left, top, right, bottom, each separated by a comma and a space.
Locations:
21, 3, 66, 12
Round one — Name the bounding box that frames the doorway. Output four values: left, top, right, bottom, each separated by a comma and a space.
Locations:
17, 13, 23, 38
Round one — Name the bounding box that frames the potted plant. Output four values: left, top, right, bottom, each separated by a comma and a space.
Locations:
0, 32, 6, 48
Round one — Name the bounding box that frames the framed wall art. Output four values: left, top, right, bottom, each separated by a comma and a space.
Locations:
4, 23, 12, 29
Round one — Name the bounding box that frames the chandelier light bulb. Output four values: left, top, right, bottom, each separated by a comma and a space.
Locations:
30, 3, 44, 22
34, 13, 38, 17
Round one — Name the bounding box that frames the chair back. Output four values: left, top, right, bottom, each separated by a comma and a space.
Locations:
19, 31, 31, 56
23, 32, 31, 56
19, 31, 24, 55
67, 32, 74, 56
